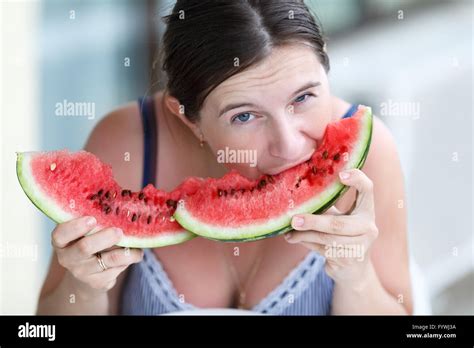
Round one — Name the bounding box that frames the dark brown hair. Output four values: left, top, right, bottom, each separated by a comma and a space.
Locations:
160, 0, 329, 122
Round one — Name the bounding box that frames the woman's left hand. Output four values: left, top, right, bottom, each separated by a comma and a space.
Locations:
285, 168, 379, 285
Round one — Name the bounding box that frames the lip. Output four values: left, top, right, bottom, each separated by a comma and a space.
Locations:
266, 151, 315, 175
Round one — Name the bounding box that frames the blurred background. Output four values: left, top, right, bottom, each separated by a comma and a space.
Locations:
1, 0, 472, 314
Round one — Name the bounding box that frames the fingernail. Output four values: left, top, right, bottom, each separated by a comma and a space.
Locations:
86, 217, 96, 226
339, 171, 350, 180
284, 232, 293, 241
292, 216, 304, 228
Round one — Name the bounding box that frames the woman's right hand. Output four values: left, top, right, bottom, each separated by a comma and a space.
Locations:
51, 216, 144, 295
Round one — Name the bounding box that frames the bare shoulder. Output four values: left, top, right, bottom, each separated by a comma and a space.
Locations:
362, 115, 402, 181
361, 115, 413, 313
85, 101, 146, 314
38, 101, 145, 313
84, 101, 144, 189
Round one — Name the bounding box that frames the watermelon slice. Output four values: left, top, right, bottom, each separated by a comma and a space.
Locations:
16, 105, 372, 247
16, 150, 197, 248
174, 105, 373, 241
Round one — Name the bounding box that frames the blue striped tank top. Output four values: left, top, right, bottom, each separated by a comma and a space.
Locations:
119, 98, 358, 315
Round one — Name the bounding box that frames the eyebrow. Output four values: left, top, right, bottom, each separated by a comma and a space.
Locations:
217, 81, 321, 117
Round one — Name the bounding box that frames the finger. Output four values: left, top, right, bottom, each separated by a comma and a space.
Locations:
86, 265, 128, 290
338, 168, 374, 214
299, 241, 365, 261
345, 191, 359, 215
69, 227, 123, 260
103, 279, 118, 292
291, 213, 363, 236
285, 229, 359, 245
101, 245, 125, 253
322, 206, 343, 216
51, 216, 97, 249
299, 241, 327, 256
88, 248, 144, 273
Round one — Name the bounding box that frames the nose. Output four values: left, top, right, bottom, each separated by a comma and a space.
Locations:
268, 116, 308, 162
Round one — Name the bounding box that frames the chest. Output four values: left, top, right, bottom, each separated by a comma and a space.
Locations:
148, 96, 356, 309
151, 189, 355, 310
152, 236, 316, 309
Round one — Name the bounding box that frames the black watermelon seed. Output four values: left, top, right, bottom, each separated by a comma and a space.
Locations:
98, 189, 104, 196
105, 191, 110, 199
223, 190, 228, 196
258, 179, 267, 189
333, 153, 340, 162
230, 188, 236, 195
295, 183, 300, 188
132, 213, 138, 222
267, 176, 275, 184
138, 192, 145, 200
218, 189, 224, 197
322, 150, 328, 159
147, 215, 152, 224
115, 207, 119, 215
104, 206, 111, 214
166, 199, 177, 209
89, 194, 98, 200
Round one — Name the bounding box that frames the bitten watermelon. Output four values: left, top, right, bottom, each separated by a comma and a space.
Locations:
16, 105, 372, 247
16, 151, 196, 248
174, 105, 373, 241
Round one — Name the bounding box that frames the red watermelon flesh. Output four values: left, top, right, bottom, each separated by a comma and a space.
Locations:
16, 105, 372, 246
174, 105, 373, 241
16, 150, 197, 248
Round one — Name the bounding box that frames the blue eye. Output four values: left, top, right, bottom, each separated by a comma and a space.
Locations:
231, 112, 254, 124
294, 93, 312, 103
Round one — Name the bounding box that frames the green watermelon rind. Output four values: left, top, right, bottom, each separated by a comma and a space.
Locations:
16, 152, 76, 223
215, 133, 373, 243
115, 231, 196, 249
16, 152, 196, 249
174, 106, 373, 242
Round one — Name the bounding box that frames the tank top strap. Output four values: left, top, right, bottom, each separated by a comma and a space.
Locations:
138, 96, 158, 188
341, 104, 358, 119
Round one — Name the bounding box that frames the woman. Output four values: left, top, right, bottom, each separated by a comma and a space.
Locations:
37, 0, 413, 315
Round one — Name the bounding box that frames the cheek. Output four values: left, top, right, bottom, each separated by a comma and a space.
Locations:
205, 131, 264, 178
302, 106, 332, 145
207, 129, 259, 152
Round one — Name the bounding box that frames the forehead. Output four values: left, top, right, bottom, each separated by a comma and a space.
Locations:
203, 44, 324, 110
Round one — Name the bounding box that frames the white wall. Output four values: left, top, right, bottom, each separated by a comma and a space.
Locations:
1, 0, 42, 314
327, 1, 473, 312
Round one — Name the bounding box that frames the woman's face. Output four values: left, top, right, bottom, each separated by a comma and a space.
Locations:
199, 44, 333, 179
